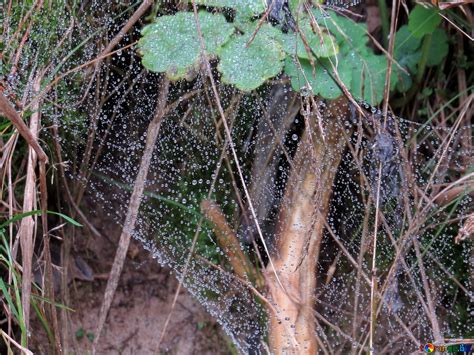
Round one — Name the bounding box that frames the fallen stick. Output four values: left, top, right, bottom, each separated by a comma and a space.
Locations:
92, 78, 170, 354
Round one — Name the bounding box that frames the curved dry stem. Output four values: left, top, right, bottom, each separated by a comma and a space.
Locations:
267, 97, 350, 353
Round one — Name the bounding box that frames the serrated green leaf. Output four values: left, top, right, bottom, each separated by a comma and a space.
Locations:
408, 4, 441, 38
284, 56, 352, 99
426, 28, 449, 67
217, 23, 285, 91
233, 10, 254, 31
282, 20, 339, 58
189, 0, 266, 17
138, 12, 234, 80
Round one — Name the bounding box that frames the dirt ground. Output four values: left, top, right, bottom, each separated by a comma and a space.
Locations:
31, 196, 232, 355
68, 247, 229, 354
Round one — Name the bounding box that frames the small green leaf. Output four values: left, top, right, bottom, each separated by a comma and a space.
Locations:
393, 25, 421, 92
408, 4, 441, 38
138, 12, 234, 80
284, 56, 352, 100
426, 28, 449, 67
75, 328, 85, 339
86, 332, 95, 342
289, 0, 304, 16
217, 23, 285, 91
394, 25, 422, 72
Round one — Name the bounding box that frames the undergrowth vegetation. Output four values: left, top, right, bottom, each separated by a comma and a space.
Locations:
0, 0, 472, 353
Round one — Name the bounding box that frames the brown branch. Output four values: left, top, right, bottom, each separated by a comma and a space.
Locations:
17, 74, 42, 347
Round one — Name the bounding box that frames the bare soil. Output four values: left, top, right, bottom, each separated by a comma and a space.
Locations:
31, 195, 231, 355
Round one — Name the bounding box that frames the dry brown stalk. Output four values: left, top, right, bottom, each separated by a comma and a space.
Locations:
32, 72, 62, 354
455, 214, 474, 244
17, 74, 41, 345
200, 199, 264, 289
267, 96, 350, 353
0, 95, 48, 164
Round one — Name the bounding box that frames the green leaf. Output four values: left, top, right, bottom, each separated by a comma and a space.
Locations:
86, 332, 95, 342
0, 210, 82, 229
393, 25, 422, 92
394, 25, 422, 72
394, 69, 413, 93
282, 20, 339, 58
138, 12, 234, 80
284, 56, 352, 100
289, 0, 304, 16
408, 4, 441, 38
217, 23, 285, 91
344, 48, 395, 105
426, 28, 449, 67
75, 328, 85, 339
189, 0, 265, 17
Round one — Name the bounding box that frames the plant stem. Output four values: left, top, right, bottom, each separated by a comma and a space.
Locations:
378, 0, 390, 48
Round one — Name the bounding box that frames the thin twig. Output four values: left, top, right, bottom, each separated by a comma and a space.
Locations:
382, 0, 399, 124
190, 0, 286, 294
369, 163, 383, 355
79, 0, 153, 102
154, 87, 248, 352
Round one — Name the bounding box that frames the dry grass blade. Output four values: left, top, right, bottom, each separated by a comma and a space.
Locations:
17, 75, 41, 344
0, 329, 34, 355
0, 95, 48, 164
